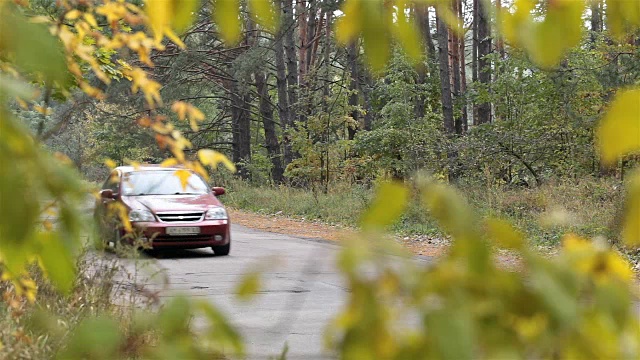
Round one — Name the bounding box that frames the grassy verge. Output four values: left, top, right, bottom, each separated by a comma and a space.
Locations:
0, 248, 158, 359
223, 177, 623, 247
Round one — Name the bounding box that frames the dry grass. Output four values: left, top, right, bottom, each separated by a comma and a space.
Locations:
223, 177, 624, 247
0, 248, 159, 359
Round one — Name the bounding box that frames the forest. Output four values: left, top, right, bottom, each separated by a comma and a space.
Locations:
32, 0, 639, 190
2, 0, 640, 358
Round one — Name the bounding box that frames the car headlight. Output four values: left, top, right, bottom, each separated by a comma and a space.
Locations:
205, 207, 227, 220
129, 209, 155, 222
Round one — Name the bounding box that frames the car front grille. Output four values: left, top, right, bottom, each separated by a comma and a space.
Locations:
156, 212, 204, 223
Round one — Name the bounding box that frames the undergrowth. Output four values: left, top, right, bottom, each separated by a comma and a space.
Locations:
0, 248, 159, 359
223, 177, 624, 247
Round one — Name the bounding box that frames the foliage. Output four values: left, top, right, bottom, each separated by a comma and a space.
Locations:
0, 0, 259, 356
2, 0, 640, 358
327, 176, 639, 359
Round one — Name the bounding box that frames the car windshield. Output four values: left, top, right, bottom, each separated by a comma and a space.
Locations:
121, 170, 209, 196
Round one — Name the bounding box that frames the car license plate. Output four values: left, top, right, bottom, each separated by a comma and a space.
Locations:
166, 227, 200, 236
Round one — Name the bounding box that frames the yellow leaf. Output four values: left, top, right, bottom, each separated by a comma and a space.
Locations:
622, 169, 640, 247
65, 10, 82, 20
83, 13, 98, 28
172, 101, 188, 120
249, 0, 277, 32
111, 202, 132, 232
34, 105, 52, 115
174, 169, 191, 191
189, 118, 199, 132
172, 0, 200, 33
188, 106, 205, 121
360, 181, 408, 230
198, 149, 236, 172
145, 0, 171, 43
160, 158, 178, 167
485, 218, 524, 250
104, 158, 117, 169
214, 0, 242, 44
17, 278, 37, 303
392, 0, 421, 63
597, 88, 640, 165
335, 0, 361, 44
43, 220, 53, 231
527, 0, 584, 69
164, 28, 186, 49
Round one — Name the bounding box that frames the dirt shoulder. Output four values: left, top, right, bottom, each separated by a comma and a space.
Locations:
229, 208, 448, 257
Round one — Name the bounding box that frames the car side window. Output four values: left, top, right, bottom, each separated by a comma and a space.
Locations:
102, 172, 120, 194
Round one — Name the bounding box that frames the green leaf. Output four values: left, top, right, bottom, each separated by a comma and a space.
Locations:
57, 316, 123, 359
173, 0, 201, 33
214, 0, 242, 45
529, 266, 578, 326
0, 9, 70, 85
426, 305, 474, 360
361, 1, 390, 72
235, 271, 261, 301
597, 88, 640, 165
622, 169, 640, 247
37, 233, 76, 294
158, 296, 191, 338
360, 181, 408, 230
198, 300, 245, 355
420, 181, 473, 239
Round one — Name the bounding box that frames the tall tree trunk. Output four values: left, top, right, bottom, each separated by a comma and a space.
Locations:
437, 10, 458, 181
254, 71, 284, 184
297, 0, 308, 86
476, 0, 492, 125
496, 0, 505, 58
472, 0, 478, 125
450, 0, 463, 135
418, 5, 437, 63
230, 81, 251, 179
283, 0, 299, 141
305, 0, 319, 72
347, 42, 359, 140
362, 71, 374, 131
591, 0, 603, 44
321, 10, 333, 191
416, 5, 436, 119
274, 3, 292, 167
436, 13, 455, 135
459, 0, 468, 132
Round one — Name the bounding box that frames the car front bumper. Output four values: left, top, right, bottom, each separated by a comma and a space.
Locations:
122, 219, 230, 249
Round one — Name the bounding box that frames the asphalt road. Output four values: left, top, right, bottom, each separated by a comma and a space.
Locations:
113, 222, 640, 360
131, 224, 351, 359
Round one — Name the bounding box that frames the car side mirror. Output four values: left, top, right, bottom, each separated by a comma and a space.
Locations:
100, 189, 115, 199
213, 187, 225, 196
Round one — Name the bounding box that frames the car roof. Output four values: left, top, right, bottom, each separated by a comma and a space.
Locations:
115, 164, 187, 174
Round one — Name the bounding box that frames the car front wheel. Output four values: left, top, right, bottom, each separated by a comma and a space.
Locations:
212, 242, 230, 256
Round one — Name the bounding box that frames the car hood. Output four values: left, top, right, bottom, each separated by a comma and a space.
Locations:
122, 193, 223, 213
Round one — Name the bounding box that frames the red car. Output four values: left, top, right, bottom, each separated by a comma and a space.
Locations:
94, 165, 231, 255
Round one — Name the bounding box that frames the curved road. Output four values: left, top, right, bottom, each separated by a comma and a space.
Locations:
111, 219, 640, 360
137, 224, 353, 359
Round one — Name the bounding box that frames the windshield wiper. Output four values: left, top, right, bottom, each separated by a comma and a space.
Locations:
173, 192, 201, 195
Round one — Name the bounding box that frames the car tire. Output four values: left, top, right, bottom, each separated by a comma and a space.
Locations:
107, 227, 120, 249
212, 243, 230, 256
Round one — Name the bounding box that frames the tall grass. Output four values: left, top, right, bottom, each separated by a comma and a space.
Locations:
223, 177, 623, 246
0, 248, 159, 359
